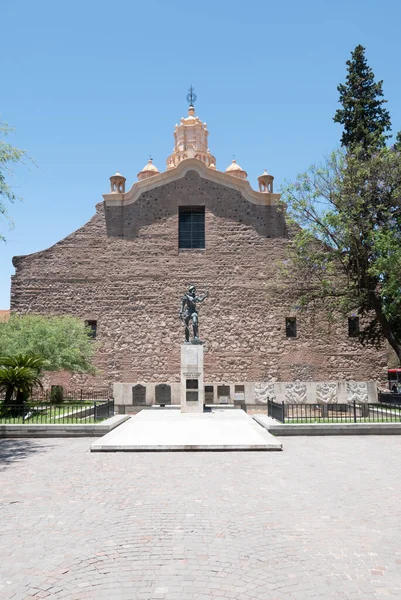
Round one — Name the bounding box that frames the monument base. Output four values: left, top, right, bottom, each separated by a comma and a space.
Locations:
90, 409, 283, 451
181, 343, 204, 413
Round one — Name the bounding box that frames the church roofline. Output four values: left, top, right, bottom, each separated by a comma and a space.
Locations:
103, 158, 280, 208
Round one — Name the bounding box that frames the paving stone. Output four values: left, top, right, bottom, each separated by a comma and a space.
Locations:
1, 436, 401, 599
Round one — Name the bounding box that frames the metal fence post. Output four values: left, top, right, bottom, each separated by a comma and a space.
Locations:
282, 401, 285, 424
94, 401, 97, 421
353, 400, 357, 423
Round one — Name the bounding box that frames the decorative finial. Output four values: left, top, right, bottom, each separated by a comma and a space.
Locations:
186, 84, 197, 108
149, 154, 153, 162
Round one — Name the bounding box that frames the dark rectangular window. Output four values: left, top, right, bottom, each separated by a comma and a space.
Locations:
179, 206, 205, 249
85, 320, 97, 339
286, 317, 297, 338
348, 316, 359, 338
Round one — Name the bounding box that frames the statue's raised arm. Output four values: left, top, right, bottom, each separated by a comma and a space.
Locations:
195, 290, 209, 303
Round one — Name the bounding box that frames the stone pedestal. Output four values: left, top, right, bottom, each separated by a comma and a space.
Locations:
181, 343, 204, 413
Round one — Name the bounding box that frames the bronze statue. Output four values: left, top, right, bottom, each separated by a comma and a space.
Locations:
179, 285, 209, 343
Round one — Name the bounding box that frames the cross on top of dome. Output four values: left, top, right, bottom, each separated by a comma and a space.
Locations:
186, 84, 197, 108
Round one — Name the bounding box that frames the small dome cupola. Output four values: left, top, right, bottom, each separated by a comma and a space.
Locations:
225, 159, 247, 180
137, 158, 160, 181
109, 171, 126, 193
258, 169, 274, 193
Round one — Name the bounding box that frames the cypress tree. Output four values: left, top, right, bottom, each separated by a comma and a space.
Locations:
334, 45, 391, 151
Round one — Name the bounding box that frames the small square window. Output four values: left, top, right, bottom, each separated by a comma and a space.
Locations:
286, 317, 297, 338
348, 316, 359, 338
85, 320, 97, 339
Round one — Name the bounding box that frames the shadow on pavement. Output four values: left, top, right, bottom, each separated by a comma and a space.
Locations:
0, 439, 54, 470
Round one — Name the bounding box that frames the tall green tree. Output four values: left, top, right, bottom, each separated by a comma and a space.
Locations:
281, 146, 401, 362
333, 45, 391, 151
0, 121, 28, 241
394, 131, 401, 151
0, 315, 96, 373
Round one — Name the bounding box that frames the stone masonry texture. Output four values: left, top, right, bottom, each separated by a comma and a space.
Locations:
11, 170, 387, 389
1, 435, 401, 599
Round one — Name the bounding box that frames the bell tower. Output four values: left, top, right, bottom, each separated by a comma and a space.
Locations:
109, 171, 126, 193
258, 170, 274, 193
166, 86, 216, 170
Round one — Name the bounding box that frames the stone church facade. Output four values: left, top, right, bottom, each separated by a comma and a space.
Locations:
10, 101, 387, 406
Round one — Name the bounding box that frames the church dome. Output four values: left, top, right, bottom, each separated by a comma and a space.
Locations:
166, 86, 216, 170
225, 159, 247, 180
137, 159, 160, 181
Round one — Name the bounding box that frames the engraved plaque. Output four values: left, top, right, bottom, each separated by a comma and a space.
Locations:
186, 391, 199, 402
204, 385, 214, 404
155, 384, 171, 405
217, 385, 230, 402
234, 385, 245, 400
132, 384, 146, 406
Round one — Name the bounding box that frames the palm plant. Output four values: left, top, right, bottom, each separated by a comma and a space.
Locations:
0, 366, 43, 405
0, 354, 46, 407
0, 354, 47, 373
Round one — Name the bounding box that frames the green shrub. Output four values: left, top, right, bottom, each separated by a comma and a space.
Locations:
50, 385, 64, 404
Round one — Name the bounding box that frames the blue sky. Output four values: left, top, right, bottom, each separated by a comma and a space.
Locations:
1, 0, 401, 308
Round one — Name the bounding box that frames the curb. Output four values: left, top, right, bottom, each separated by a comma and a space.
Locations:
0, 415, 130, 438
253, 415, 401, 436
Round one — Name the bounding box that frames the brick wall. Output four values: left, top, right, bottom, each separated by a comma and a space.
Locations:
11, 170, 387, 388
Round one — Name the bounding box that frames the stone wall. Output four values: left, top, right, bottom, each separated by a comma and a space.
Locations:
11, 170, 388, 390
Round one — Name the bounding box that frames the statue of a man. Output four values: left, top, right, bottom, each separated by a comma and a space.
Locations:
179, 285, 209, 343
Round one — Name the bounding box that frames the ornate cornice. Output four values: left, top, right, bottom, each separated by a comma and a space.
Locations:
103, 159, 280, 207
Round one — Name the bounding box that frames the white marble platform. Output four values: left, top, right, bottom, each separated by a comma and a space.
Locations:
90, 409, 282, 451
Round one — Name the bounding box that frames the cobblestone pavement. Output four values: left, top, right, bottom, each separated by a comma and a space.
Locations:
1, 437, 401, 600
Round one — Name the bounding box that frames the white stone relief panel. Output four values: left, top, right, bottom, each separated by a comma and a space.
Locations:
316, 382, 338, 404
254, 382, 275, 404
285, 381, 307, 404
347, 381, 368, 404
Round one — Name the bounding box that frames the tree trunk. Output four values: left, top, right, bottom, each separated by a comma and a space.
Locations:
16, 390, 29, 405
372, 296, 401, 363
2, 387, 21, 418
3, 387, 14, 406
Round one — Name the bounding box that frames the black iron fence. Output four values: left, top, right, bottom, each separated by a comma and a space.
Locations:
0, 388, 111, 403
267, 399, 401, 423
379, 392, 401, 405
267, 399, 285, 422
0, 400, 114, 424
